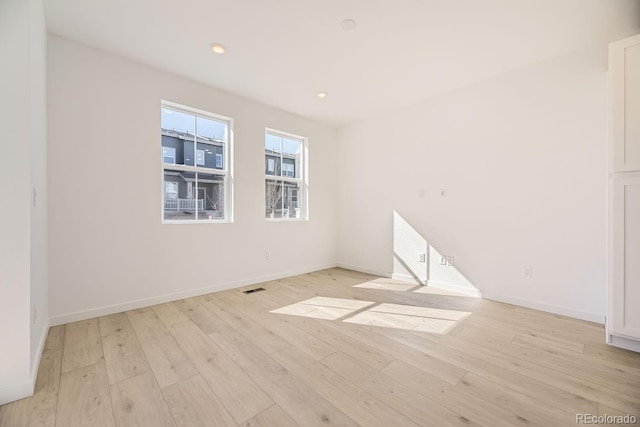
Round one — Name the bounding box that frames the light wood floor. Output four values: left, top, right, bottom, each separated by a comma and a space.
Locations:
1, 268, 639, 426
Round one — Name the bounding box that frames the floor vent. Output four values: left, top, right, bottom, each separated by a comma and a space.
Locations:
243, 287, 266, 294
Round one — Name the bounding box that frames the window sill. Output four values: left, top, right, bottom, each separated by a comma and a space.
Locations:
265, 218, 308, 223
162, 219, 232, 225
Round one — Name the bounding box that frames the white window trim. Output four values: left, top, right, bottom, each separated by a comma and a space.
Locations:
196, 149, 205, 166
161, 100, 234, 224
265, 128, 308, 221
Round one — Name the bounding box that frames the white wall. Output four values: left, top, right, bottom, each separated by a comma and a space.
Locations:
0, 0, 48, 405
29, 0, 49, 384
47, 36, 338, 323
337, 47, 616, 322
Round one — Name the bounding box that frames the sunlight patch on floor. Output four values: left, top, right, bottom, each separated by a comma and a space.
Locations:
343, 304, 470, 334
269, 297, 375, 320
413, 286, 470, 297
353, 280, 418, 292
270, 297, 470, 334
371, 303, 470, 320
343, 311, 459, 334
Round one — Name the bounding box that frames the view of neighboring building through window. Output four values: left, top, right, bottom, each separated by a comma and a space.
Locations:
265, 129, 307, 220
161, 102, 232, 222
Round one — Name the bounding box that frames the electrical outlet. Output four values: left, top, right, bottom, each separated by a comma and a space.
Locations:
446, 256, 454, 266
440, 256, 447, 265
418, 252, 426, 263
522, 266, 533, 279
265, 251, 272, 261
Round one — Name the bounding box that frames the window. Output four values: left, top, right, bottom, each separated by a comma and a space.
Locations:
163, 147, 176, 164
265, 129, 307, 220
165, 182, 178, 199
161, 102, 232, 222
282, 163, 294, 177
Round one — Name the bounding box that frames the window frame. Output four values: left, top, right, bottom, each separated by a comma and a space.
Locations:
196, 149, 205, 166
264, 128, 308, 222
161, 100, 234, 224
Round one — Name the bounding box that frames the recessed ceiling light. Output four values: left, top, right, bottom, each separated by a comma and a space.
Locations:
210, 43, 226, 54
317, 92, 328, 98
341, 19, 357, 31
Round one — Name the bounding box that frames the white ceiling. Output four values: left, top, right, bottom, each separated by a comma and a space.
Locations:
44, 0, 640, 126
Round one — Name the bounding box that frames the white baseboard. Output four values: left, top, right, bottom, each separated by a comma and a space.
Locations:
607, 334, 640, 352
426, 280, 482, 297
336, 262, 390, 278
391, 273, 425, 285
31, 317, 50, 381
336, 262, 603, 324
0, 377, 33, 406
50, 263, 337, 326
482, 292, 605, 324
0, 318, 50, 406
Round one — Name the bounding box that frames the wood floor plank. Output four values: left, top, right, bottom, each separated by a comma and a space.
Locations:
239, 405, 300, 427
44, 325, 66, 353
449, 322, 516, 344
162, 375, 236, 427
457, 372, 580, 427
166, 320, 273, 424
597, 404, 639, 425
272, 345, 422, 427
0, 398, 31, 427
56, 362, 115, 427
6, 268, 640, 427
321, 351, 481, 427
512, 331, 585, 354
98, 313, 151, 385
369, 324, 600, 414
0, 349, 62, 427
153, 303, 190, 327
472, 330, 640, 398
440, 333, 640, 415
264, 298, 395, 371
61, 318, 104, 374
320, 317, 467, 385
206, 321, 358, 427
195, 294, 291, 354
584, 343, 640, 369
110, 371, 175, 427
381, 359, 531, 426
126, 310, 198, 388
30, 349, 63, 426
472, 310, 602, 346
212, 289, 337, 360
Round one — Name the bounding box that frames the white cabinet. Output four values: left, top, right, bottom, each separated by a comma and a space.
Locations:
607, 34, 640, 352
611, 34, 640, 172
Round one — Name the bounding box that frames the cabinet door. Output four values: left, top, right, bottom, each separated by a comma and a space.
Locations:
610, 34, 640, 172
610, 175, 640, 339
